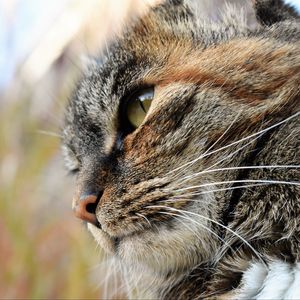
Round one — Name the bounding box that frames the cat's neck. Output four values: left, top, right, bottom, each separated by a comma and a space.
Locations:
123, 263, 188, 299
127, 261, 235, 299
120, 259, 217, 299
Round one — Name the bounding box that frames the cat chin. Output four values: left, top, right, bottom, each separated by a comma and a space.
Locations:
87, 223, 116, 254
88, 220, 217, 275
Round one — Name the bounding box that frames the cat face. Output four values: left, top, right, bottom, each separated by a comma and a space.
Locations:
63, 0, 300, 277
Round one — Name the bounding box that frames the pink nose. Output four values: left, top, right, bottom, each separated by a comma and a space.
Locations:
73, 194, 99, 225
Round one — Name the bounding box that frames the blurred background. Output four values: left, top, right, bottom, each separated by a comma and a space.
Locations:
0, 0, 299, 299
0, 0, 158, 298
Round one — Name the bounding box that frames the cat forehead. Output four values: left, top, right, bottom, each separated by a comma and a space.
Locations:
77, 0, 258, 79
66, 0, 300, 108
74, 0, 253, 97
63, 5, 246, 151
64, 0, 300, 147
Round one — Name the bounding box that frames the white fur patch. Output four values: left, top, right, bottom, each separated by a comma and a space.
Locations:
238, 260, 300, 299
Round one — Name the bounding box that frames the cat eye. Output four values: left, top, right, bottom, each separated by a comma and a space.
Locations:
126, 87, 154, 128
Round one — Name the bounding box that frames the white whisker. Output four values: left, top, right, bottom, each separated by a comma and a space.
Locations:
36, 129, 63, 138
147, 205, 267, 267
162, 184, 267, 202
202, 132, 264, 172
112, 261, 118, 299
173, 133, 263, 185
136, 212, 152, 227
169, 183, 268, 199
157, 210, 234, 255
170, 179, 300, 193
103, 258, 113, 299
179, 165, 300, 182
168, 111, 300, 175
205, 112, 242, 155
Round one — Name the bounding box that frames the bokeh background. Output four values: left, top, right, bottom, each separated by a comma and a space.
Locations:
0, 0, 300, 299
0, 0, 158, 298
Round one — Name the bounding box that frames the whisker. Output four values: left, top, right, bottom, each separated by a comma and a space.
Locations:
171, 112, 241, 178
135, 212, 152, 227
202, 112, 241, 157
179, 165, 300, 182
121, 263, 132, 299
159, 197, 206, 204
168, 111, 300, 175
174, 134, 264, 184
36, 129, 63, 138
147, 205, 267, 267
202, 132, 266, 174
169, 183, 268, 199
112, 260, 118, 299
157, 210, 235, 255
161, 184, 267, 202
169, 179, 300, 193
102, 258, 114, 299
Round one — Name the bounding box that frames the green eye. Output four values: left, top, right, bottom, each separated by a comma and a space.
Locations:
126, 87, 154, 128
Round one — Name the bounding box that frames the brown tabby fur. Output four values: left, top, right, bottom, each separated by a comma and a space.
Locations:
62, 0, 300, 298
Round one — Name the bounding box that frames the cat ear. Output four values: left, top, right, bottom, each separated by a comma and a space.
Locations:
252, 0, 300, 26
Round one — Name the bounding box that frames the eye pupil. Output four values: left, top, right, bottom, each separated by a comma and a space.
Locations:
139, 98, 152, 113
139, 100, 147, 113
126, 87, 154, 129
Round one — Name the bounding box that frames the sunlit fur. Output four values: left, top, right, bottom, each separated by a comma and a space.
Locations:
63, 0, 300, 298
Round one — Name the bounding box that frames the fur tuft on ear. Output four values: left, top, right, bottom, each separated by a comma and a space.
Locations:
183, 0, 236, 21
253, 0, 300, 26
164, 0, 299, 29
175, 0, 255, 26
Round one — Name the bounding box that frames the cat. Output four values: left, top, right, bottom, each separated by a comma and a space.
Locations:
62, 0, 300, 298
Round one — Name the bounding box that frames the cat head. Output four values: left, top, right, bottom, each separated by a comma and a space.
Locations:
62, 0, 299, 278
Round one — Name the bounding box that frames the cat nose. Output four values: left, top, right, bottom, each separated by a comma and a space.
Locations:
72, 192, 102, 226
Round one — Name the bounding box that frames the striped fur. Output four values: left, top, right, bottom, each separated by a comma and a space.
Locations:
63, 0, 300, 298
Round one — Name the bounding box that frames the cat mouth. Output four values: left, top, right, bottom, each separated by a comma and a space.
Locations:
87, 223, 117, 254
87, 222, 143, 254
